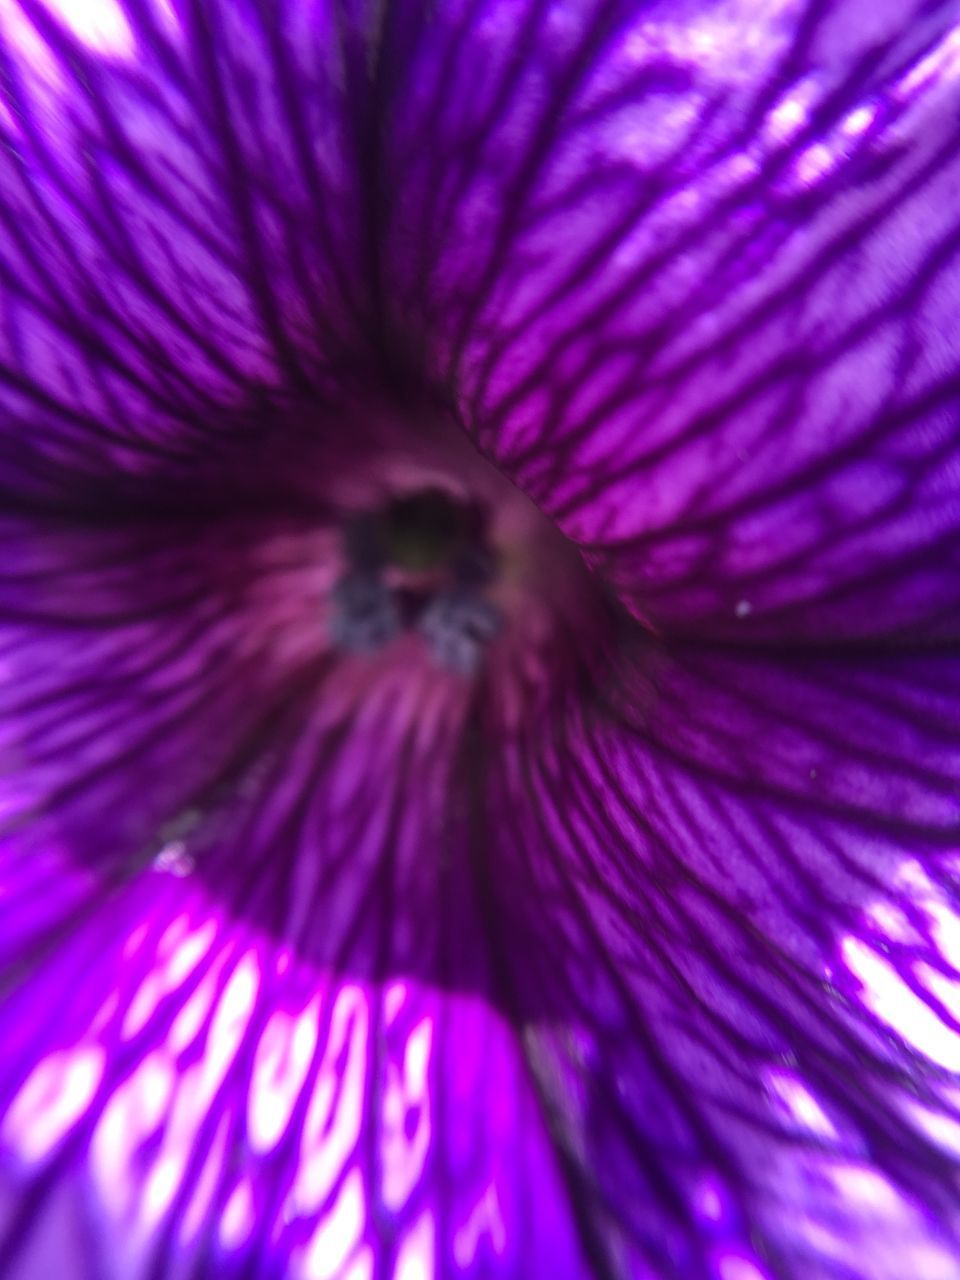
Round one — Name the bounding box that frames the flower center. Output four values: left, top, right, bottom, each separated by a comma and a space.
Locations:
316, 410, 632, 728
330, 486, 502, 675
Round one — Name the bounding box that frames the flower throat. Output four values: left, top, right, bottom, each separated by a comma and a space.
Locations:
330, 486, 502, 674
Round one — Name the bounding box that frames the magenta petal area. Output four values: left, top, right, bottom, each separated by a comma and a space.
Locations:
0, 880, 586, 1280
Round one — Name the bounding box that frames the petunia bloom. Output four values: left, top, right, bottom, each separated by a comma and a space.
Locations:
1, 1, 960, 1277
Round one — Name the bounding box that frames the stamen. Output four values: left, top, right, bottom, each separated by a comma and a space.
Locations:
418, 590, 502, 675
329, 573, 402, 653
330, 483, 506, 669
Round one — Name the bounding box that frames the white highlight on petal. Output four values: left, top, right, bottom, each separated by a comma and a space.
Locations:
842, 104, 876, 136
299, 1167, 366, 1280
220, 1178, 255, 1249
382, 1016, 433, 1211
122, 916, 216, 1040
0, 1, 59, 80
248, 997, 320, 1154
91, 1050, 175, 1216
827, 1162, 902, 1214
141, 1153, 184, 1231
866, 900, 916, 944
918, 954, 960, 1003
384, 980, 408, 1025
767, 94, 809, 138
3, 1044, 104, 1162
394, 1210, 435, 1280
794, 142, 836, 186
902, 1099, 960, 1159
134, 949, 260, 1233
152, 840, 195, 877
842, 937, 960, 1070
149, 0, 182, 40
341, 1250, 374, 1280
40, 0, 134, 57
716, 1250, 770, 1280
765, 1069, 838, 1139
693, 1174, 727, 1224
167, 947, 229, 1055
897, 22, 960, 98
454, 1181, 506, 1266
928, 899, 960, 971
206, 947, 260, 1062
289, 985, 368, 1217
806, 1158, 960, 1279
625, 4, 795, 84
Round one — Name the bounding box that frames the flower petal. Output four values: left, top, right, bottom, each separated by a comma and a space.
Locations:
0, 877, 588, 1278
383, 1, 960, 639
0, 508, 593, 1274
0, 0, 388, 501
476, 648, 960, 1276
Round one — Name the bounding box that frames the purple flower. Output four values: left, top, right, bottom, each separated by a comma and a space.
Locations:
0, 2, 959, 1277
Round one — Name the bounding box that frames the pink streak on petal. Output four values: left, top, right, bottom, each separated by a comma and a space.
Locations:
123, 923, 149, 959
898, 23, 960, 97
453, 1181, 506, 1266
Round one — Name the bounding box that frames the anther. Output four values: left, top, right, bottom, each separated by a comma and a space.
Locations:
329, 573, 402, 653
419, 590, 502, 675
